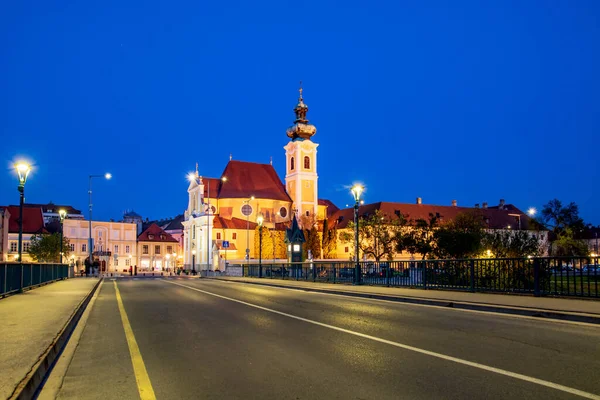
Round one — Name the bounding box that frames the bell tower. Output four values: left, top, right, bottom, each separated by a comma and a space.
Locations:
284, 83, 319, 223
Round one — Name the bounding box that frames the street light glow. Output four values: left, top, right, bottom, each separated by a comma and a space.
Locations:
187, 172, 196, 182
257, 212, 264, 227
221, 176, 228, 182
105, 173, 112, 180
528, 207, 537, 217
351, 184, 364, 202
59, 209, 67, 220
15, 162, 31, 185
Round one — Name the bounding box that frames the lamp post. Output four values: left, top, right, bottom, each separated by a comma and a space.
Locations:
257, 212, 264, 278
15, 162, 31, 265
351, 184, 364, 285
59, 209, 67, 263
166, 253, 171, 272
243, 196, 255, 274
88, 173, 111, 275
192, 249, 196, 275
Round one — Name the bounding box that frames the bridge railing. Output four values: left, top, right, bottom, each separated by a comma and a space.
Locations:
235, 256, 600, 298
0, 263, 69, 296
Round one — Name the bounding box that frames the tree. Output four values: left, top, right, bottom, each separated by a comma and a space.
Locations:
540, 199, 585, 235
396, 213, 439, 259
272, 230, 288, 259
254, 226, 274, 260
322, 218, 331, 259
303, 226, 321, 260
433, 211, 485, 259
481, 230, 542, 258
551, 227, 589, 256
538, 199, 587, 256
29, 233, 70, 263
326, 226, 338, 259
344, 209, 403, 262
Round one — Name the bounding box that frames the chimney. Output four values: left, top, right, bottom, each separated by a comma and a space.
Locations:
499, 199, 505, 209
416, 197, 422, 205
451, 200, 457, 207
482, 202, 488, 209
475, 203, 480, 208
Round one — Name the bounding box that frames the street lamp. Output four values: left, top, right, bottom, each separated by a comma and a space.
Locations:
244, 196, 255, 274
192, 249, 196, 275
15, 162, 31, 265
88, 173, 111, 275
351, 184, 364, 284
166, 253, 171, 272
528, 207, 537, 217
257, 212, 264, 278
59, 209, 67, 263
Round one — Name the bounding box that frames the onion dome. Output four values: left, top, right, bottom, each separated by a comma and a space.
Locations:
286, 83, 317, 141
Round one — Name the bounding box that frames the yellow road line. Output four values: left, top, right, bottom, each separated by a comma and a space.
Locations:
114, 281, 157, 400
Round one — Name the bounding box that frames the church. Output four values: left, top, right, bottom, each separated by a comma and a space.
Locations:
182, 86, 335, 270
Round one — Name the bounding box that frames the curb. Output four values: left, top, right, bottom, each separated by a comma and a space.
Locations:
210, 278, 600, 325
8, 278, 103, 400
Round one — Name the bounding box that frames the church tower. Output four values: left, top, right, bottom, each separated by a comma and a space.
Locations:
284, 84, 319, 223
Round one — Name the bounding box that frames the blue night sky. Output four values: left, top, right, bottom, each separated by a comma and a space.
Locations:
1, 1, 599, 223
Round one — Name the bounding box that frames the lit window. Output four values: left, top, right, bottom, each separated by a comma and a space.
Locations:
304, 156, 310, 169
10, 242, 17, 252
290, 157, 295, 170
293, 244, 300, 252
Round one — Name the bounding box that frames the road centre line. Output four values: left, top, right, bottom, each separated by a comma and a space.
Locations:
164, 279, 600, 400
114, 281, 156, 400
202, 279, 600, 328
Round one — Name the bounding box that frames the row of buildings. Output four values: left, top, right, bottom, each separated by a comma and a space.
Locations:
2, 87, 596, 269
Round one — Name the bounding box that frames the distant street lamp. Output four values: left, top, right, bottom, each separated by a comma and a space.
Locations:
15, 162, 31, 265
528, 207, 537, 217
59, 209, 67, 263
88, 173, 111, 275
257, 212, 264, 278
351, 184, 364, 284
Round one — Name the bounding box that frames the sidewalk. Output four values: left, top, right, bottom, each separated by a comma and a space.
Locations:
209, 277, 600, 322
0, 277, 100, 400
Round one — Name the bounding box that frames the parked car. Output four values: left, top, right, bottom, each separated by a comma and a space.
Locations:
582, 264, 600, 274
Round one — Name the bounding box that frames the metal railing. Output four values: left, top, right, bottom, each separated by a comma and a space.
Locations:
0, 263, 69, 296
236, 256, 600, 298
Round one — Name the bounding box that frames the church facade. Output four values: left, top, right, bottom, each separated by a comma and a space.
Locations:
182, 87, 332, 271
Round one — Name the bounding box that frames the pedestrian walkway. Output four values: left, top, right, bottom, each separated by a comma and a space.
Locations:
0, 278, 99, 400
209, 277, 600, 317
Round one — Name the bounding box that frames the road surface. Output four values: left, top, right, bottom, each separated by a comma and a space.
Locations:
43, 277, 600, 400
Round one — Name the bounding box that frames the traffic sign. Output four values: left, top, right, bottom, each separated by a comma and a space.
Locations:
223, 241, 230, 249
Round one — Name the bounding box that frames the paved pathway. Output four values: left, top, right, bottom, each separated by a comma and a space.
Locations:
0, 278, 99, 399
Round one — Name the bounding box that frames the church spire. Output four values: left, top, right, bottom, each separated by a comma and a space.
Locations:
287, 82, 317, 141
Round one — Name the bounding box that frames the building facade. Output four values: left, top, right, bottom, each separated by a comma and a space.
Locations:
63, 219, 137, 272
137, 223, 179, 272
0, 207, 10, 261
6, 205, 46, 262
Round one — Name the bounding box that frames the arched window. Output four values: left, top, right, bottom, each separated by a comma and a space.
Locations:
290, 157, 295, 170
304, 156, 310, 169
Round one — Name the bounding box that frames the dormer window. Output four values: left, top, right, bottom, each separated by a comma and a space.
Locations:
148, 234, 154, 240
160, 234, 165, 240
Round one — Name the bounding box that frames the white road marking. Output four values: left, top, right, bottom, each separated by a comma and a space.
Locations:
164, 279, 600, 400
202, 279, 600, 328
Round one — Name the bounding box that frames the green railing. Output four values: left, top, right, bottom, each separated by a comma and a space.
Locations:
236, 256, 600, 298
0, 263, 69, 296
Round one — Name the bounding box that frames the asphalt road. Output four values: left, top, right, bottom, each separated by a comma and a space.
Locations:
46, 277, 600, 400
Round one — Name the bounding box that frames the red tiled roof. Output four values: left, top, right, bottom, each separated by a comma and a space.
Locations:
328, 202, 535, 231
213, 216, 258, 230
217, 161, 292, 201
138, 223, 179, 242
17, 203, 82, 215
216, 241, 238, 250
202, 177, 222, 199
6, 206, 46, 234
318, 199, 340, 218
